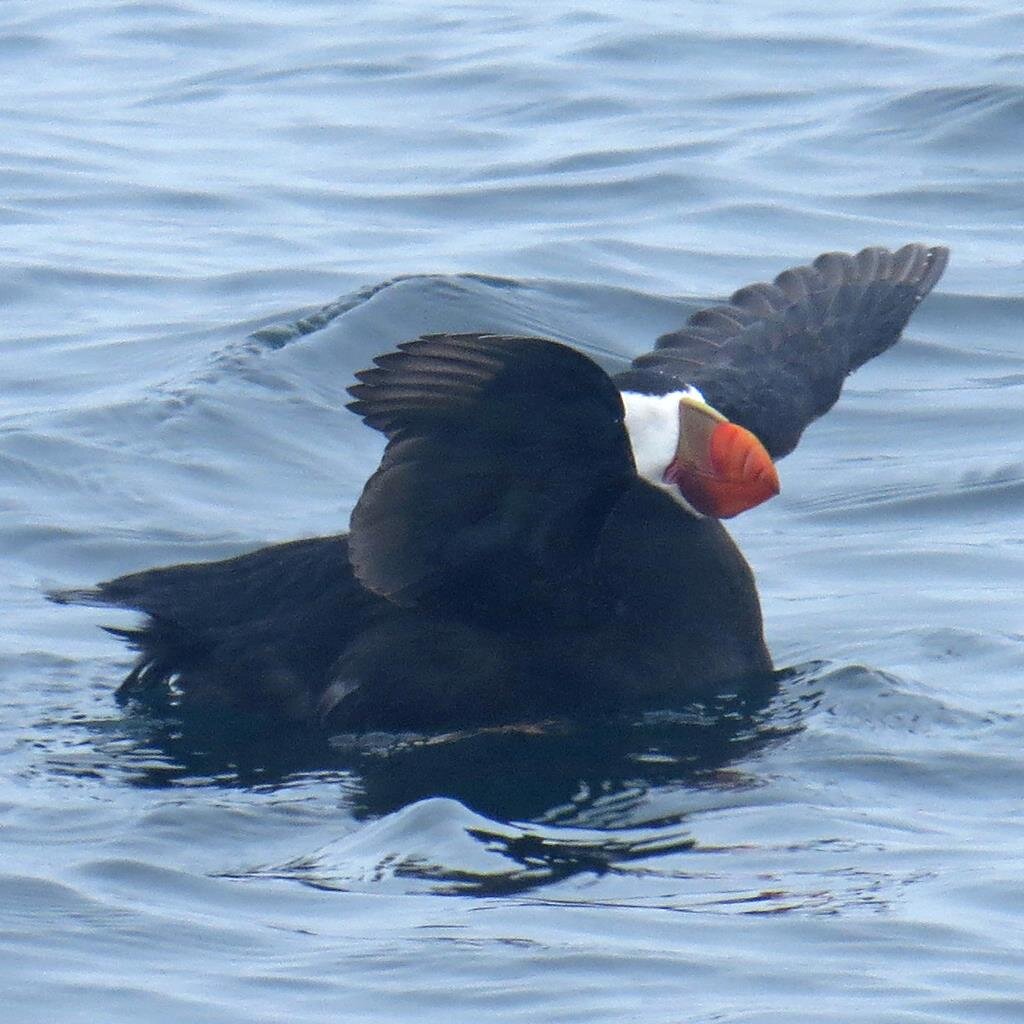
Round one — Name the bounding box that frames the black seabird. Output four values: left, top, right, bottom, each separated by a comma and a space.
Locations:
52, 244, 949, 730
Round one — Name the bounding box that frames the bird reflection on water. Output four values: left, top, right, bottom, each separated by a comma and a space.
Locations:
89, 664, 819, 825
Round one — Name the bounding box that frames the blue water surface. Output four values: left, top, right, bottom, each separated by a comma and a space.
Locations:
2, 2, 1023, 1022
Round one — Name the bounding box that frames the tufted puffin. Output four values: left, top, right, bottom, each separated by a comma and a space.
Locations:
52, 244, 948, 730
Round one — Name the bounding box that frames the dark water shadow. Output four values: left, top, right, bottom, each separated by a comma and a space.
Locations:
93, 666, 815, 823
216, 668, 827, 897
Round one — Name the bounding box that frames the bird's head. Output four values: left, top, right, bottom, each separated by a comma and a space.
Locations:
622, 389, 779, 518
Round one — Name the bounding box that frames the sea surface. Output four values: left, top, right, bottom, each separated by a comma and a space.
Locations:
2, 2, 1023, 1021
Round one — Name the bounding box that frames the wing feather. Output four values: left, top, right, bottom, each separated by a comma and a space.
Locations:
346, 333, 637, 609
615, 244, 949, 459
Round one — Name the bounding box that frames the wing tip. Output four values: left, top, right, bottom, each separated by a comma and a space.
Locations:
346, 332, 622, 441
660, 242, 949, 348
911, 244, 950, 300
47, 586, 108, 607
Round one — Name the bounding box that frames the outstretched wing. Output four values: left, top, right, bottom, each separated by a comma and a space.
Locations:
346, 333, 637, 609
614, 244, 949, 459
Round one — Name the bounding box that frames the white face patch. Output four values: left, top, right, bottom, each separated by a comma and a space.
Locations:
621, 388, 705, 513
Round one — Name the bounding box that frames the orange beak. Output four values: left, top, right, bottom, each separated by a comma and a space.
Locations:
665, 397, 780, 519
